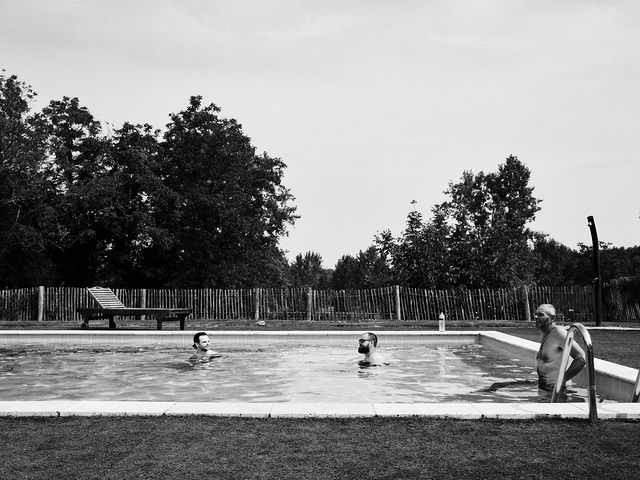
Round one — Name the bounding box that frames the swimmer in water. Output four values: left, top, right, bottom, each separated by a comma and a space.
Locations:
535, 303, 586, 399
482, 304, 586, 397
188, 332, 221, 365
358, 332, 387, 366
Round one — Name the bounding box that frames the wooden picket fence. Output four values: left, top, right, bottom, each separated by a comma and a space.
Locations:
1, 284, 638, 323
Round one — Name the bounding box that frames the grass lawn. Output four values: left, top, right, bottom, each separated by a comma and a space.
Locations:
0, 416, 639, 480
1, 320, 639, 479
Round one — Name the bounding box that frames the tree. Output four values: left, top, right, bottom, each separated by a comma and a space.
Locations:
572, 243, 640, 286
150, 96, 297, 287
370, 156, 541, 289
434, 155, 541, 287
95, 122, 165, 286
332, 254, 360, 289
1, 71, 298, 288
374, 204, 451, 289
38, 96, 112, 285
289, 251, 328, 288
332, 246, 392, 289
0, 72, 54, 285
530, 235, 576, 285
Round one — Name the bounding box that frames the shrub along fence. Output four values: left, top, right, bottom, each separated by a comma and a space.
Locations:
1, 284, 638, 323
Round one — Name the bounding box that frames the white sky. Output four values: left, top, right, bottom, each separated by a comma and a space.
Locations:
1, 0, 639, 267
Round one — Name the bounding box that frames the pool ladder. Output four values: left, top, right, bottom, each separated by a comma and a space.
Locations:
550, 323, 598, 421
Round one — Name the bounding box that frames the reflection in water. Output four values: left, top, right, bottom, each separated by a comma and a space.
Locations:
0, 344, 602, 403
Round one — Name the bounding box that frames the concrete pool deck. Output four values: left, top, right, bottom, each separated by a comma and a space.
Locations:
1, 400, 640, 419
1, 330, 639, 420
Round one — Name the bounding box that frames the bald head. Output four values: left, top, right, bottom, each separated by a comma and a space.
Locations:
535, 304, 557, 331
537, 304, 556, 319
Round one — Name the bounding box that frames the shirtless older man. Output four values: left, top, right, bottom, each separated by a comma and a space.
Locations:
535, 304, 586, 397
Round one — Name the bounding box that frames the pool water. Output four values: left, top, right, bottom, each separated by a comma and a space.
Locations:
0, 343, 593, 403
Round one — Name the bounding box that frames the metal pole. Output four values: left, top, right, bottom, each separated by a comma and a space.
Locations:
587, 216, 603, 326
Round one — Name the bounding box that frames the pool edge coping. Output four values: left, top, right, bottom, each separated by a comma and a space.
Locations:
1, 400, 639, 420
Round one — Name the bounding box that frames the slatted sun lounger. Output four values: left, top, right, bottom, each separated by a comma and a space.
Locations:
77, 287, 192, 330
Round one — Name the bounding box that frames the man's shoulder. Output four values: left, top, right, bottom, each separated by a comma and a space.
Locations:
549, 325, 568, 340
369, 352, 388, 365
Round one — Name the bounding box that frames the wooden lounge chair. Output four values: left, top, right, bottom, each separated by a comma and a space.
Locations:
77, 287, 192, 330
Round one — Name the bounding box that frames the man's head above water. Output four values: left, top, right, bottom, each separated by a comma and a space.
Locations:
358, 332, 378, 354
357, 332, 387, 366
192, 332, 211, 351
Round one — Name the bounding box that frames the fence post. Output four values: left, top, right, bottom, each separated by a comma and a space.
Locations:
140, 288, 147, 321
395, 285, 402, 321
37, 286, 45, 322
307, 287, 313, 321
254, 288, 260, 321
522, 284, 531, 322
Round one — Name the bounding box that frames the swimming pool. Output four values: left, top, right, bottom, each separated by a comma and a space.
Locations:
1, 343, 547, 403
1, 330, 638, 419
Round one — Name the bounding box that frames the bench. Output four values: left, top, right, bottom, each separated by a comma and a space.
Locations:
77, 287, 192, 330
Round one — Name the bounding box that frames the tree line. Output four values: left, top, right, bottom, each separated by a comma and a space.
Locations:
1, 71, 296, 288
290, 160, 639, 294
2, 71, 639, 294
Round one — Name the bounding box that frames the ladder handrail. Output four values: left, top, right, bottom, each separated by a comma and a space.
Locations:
632, 369, 640, 403
551, 323, 598, 421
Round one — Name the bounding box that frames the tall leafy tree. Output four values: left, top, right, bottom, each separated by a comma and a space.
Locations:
434, 155, 541, 287
387, 204, 450, 288
0, 72, 53, 285
97, 122, 165, 286
375, 205, 450, 289
38, 96, 111, 285
371, 156, 540, 289
152, 96, 297, 287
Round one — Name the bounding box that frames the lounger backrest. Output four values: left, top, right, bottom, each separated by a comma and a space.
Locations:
87, 287, 126, 309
